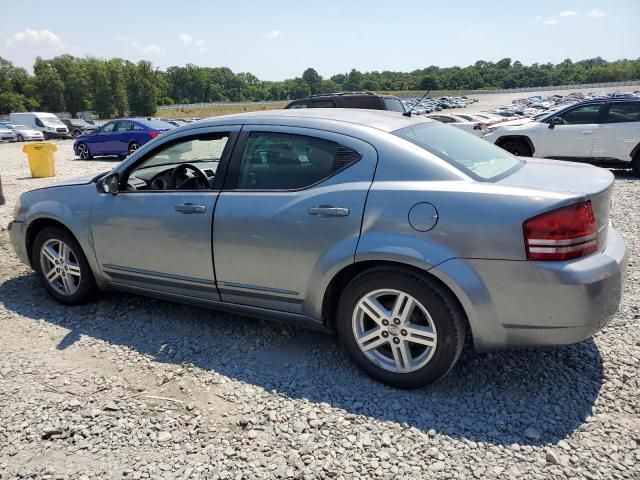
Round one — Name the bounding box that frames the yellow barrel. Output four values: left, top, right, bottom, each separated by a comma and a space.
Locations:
23, 142, 57, 178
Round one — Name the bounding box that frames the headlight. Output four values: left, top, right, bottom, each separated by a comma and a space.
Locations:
13, 197, 22, 219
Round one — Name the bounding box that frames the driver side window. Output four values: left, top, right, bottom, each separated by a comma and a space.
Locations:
100, 122, 115, 133
557, 105, 602, 125
126, 133, 230, 192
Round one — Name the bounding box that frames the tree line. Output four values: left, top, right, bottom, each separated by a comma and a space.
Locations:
1, 55, 638, 117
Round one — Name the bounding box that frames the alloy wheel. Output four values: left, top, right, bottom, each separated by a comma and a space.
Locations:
39, 239, 81, 296
77, 144, 89, 159
129, 143, 139, 154
352, 288, 438, 373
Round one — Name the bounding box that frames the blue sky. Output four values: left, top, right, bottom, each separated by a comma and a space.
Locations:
2, 0, 639, 80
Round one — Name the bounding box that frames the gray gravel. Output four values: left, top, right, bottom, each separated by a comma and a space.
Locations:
0, 141, 639, 479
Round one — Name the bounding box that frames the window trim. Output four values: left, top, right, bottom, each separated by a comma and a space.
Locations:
223, 127, 363, 192
118, 128, 239, 193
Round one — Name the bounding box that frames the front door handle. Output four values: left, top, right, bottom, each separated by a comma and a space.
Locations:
175, 203, 206, 214
581, 130, 594, 135
308, 206, 350, 217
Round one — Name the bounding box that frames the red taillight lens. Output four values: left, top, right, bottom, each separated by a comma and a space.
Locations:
523, 201, 598, 261
149, 131, 160, 139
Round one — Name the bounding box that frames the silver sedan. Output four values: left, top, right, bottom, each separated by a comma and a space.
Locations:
8, 109, 627, 388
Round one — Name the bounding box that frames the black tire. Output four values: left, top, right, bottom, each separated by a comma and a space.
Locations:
128, 141, 141, 155
43, 132, 49, 140
16, 134, 24, 142
501, 141, 531, 157
73, 129, 82, 138
632, 152, 640, 177
76, 142, 92, 160
32, 227, 97, 305
336, 267, 466, 389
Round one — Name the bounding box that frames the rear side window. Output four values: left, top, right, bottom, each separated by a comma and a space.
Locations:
383, 98, 405, 112
237, 132, 361, 190
605, 102, 640, 123
309, 100, 336, 108
115, 121, 133, 132
338, 96, 381, 109
394, 122, 522, 181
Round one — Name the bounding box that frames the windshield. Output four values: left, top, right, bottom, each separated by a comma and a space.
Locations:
41, 115, 65, 126
393, 122, 522, 181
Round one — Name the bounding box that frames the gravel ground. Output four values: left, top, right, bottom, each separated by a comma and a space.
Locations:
0, 140, 639, 479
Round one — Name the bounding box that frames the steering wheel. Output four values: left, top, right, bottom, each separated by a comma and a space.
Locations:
169, 164, 209, 190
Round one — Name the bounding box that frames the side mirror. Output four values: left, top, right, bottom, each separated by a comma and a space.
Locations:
96, 172, 119, 195
549, 117, 562, 129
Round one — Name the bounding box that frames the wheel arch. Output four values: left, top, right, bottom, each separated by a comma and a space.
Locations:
26, 218, 81, 269
495, 135, 535, 155
321, 259, 473, 346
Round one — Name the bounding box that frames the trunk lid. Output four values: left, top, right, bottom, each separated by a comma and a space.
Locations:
498, 158, 613, 250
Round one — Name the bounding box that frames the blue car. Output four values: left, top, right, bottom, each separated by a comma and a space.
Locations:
73, 118, 174, 159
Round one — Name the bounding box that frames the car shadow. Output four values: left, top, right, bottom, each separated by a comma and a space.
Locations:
612, 169, 638, 180
0, 273, 603, 447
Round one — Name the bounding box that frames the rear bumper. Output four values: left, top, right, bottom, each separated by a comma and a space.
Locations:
8, 220, 30, 267
432, 227, 627, 352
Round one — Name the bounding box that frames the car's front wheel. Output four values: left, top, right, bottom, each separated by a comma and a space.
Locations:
337, 267, 465, 389
76, 143, 92, 160
501, 141, 531, 157
16, 134, 24, 142
73, 129, 82, 138
32, 227, 97, 305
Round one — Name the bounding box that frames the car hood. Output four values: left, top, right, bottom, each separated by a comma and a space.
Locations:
18, 129, 42, 135
498, 157, 613, 195
46, 173, 101, 188
492, 118, 537, 128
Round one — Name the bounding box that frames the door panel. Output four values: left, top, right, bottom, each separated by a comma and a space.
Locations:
213, 127, 377, 315
537, 104, 603, 158
92, 192, 220, 300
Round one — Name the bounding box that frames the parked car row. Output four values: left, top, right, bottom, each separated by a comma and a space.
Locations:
402, 95, 477, 115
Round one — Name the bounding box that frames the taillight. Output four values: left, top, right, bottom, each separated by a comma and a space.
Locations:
523, 201, 598, 261
149, 131, 160, 139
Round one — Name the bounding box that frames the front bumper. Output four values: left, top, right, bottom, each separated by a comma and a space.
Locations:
45, 131, 70, 139
8, 220, 30, 267
433, 227, 627, 351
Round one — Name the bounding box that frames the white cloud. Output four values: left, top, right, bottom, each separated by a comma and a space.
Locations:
559, 10, 577, 16
131, 41, 165, 56
265, 30, 281, 39
178, 34, 193, 45
535, 15, 543, 21
544, 19, 559, 27
195, 40, 205, 47
587, 9, 606, 18
4, 28, 63, 49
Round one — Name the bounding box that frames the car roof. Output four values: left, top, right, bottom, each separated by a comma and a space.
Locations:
197, 108, 432, 133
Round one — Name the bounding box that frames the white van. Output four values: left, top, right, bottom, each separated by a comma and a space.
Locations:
9, 112, 69, 139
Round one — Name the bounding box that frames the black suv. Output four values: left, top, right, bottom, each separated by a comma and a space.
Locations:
62, 118, 98, 138
285, 92, 405, 112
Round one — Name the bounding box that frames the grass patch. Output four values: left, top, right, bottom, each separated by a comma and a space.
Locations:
158, 102, 288, 119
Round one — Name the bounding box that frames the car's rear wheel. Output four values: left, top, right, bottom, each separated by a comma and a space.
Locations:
501, 141, 531, 157
337, 267, 465, 389
128, 142, 140, 155
33, 227, 97, 305
77, 143, 92, 160
16, 134, 24, 142
73, 129, 82, 138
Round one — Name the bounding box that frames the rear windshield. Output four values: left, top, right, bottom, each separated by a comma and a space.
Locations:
383, 98, 406, 112
394, 122, 522, 181
135, 119, 174, 130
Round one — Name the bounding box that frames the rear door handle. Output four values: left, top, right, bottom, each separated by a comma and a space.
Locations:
308, 206, 350, 217
581, 130, 594, 135
175, 203, 206, 214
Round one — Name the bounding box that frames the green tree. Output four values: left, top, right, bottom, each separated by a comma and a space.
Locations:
128, 61, 159, 116
33, 57, 65, 111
